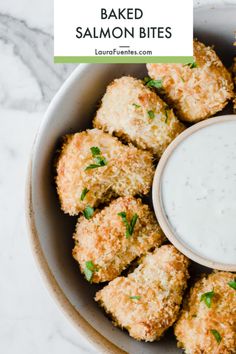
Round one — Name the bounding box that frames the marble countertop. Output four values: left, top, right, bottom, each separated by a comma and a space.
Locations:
0, 1, 96, 353
1, 1, 234, 353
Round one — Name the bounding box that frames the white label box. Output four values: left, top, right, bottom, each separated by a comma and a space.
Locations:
54, 0, 193, 63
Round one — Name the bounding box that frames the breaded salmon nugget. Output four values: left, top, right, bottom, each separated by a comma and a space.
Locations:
93, 76, 185, 158
95, 245, 189, 341
56, 129, 154, 215
175, 272, 236, 354
147, 40, 234, 122
73, 196, 165, 283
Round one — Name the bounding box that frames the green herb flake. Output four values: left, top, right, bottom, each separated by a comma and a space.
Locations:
144, 76, 151, 84
118, 212, 139, 239
148, 79, 163, 89
184, 62, 198, 69
200, 290, 215, 308
84, 261, 97, 282
228, 279, 236, 290
118, 212, 129, 236
147, 110, 155, 119
144, 76, 163, 89
80, 187, 89, 201
83, 206, 94, 220
210, 329, 222, 344
164, 109, 169, 124
130, 296, 141, 300
130, 214, 138, 235
94, 156, 107, 166
90, 146, 101, 157
85, 148, 108, 170
180, 76, 185, 82
85, 164, 102, 170
133, 103, 141, 109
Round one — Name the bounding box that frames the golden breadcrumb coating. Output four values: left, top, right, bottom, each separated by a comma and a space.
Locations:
175, 271, 236, 354
93, 76, 185, 159
147, 40, 234, 122
95, 245, 189, 341
56, 129, 154, 215
73, 196, 165, 283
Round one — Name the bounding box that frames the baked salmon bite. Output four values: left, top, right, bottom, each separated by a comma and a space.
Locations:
175, 271, 236, 354
93, 76, 185, 158
95, 245, 189, 341
73, 197, 165, 283
147, 40, 234, 122
56, 129, 154, 215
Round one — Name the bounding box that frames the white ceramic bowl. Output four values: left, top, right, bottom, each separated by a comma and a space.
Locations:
26, 4, 236, 354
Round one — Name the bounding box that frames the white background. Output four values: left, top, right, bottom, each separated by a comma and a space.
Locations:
54, 0, 193, 57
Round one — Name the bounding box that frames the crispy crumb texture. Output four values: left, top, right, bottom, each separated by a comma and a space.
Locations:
95, 245, 189, 341
147, 40, 234, 122
93, 76, 185, 158
175, 271, 236, 354
56, 129, 154, 215
73, 196, 165, 283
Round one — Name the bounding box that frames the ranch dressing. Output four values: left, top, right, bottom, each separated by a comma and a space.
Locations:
161, 120, 236, 265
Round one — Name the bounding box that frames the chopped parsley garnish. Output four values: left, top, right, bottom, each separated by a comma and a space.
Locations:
228, 279, 236, 290
144, 76, 163, 89
90, 146, 101, 156
85, 147, 107, 170
200, 290, 215, 308
147, 110, 155, 119
130, 296, 141, 300
144, 76, 151, 84
83, 206, 94, 220
84, 261, 97, 282
85, 162, 106, 170
184, 62, 198, 69
80, 187, 89, 201
180, 76, 185, 82
164, 109, 169, 124
94, 156, 107, 165
118, 212, 138, 238
210, 329, 222, 344
133, 103, 141, 109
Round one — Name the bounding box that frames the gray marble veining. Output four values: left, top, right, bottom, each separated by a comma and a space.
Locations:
0, 13, 76, 112
0, 3, 93, 353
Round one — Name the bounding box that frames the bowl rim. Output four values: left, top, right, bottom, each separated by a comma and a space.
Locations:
25, 64, 126, 354
152, 114, 236, 272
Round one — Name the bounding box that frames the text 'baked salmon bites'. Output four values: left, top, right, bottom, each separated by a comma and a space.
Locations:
73, 196, 165, 283
93, 76, 185, 158
175, 272, 236, 354
95, 245, 189, 341
147, 40, 234, 122
56, 129, 154, 215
